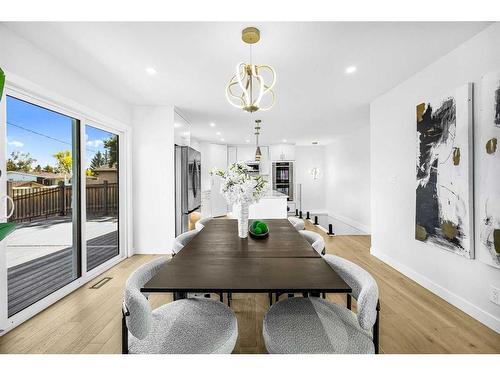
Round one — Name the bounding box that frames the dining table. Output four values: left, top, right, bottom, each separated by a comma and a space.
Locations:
141, 219, 352, 299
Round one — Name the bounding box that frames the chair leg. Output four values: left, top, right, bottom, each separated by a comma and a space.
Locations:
122, 311, 129, 354
268, 293, 273, 306
287, 293, 294, 298
374, 300, 380, 354
347, 294, 352, 310
322, 292, 326, 299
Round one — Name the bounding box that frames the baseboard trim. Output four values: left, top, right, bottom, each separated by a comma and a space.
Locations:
371, 247, 500, 334
327, 212, 371, 234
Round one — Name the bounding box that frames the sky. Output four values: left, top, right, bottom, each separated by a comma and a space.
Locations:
6, 96, 116, 170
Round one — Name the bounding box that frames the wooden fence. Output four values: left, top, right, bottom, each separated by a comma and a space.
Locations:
7, 181, 118, 222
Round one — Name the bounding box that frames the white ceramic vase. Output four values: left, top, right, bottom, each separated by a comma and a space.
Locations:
237, 202, 249, 239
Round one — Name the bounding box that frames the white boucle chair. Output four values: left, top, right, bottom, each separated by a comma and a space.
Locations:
299, 230, 325, 255
172, 228, 224, 302
273, 230, 326, 302
195, 216, 212, 231
122, 257, 238, 354
263, 254, 380, 354
288, 216, 305, 231
172, 229, 199, 256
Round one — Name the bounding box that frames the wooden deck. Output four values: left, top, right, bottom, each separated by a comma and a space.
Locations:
7, 230, 118, 317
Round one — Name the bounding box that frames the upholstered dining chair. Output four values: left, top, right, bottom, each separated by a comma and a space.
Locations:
195, 216, 212, 231
262, 254, 380, 354
172, 228, 225, 302
271, 230, 326, 303
122, 257, 238, 354
288, 216, 305, 231
172, 229, 199, 256
299, 230, 325, 255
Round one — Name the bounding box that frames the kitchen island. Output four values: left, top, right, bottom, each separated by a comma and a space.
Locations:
232, 189, 288, 219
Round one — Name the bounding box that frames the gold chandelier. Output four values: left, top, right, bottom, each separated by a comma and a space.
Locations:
225, 27, 276, 113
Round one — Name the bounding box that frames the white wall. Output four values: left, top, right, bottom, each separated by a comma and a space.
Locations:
132, 106, 175, 254
324, 127, 371, 233
294, 145, 326, 212
371, 23, 500, 332
0, 24, 130, 125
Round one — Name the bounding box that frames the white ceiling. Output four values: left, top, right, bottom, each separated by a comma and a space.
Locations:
4, 22, 491, 145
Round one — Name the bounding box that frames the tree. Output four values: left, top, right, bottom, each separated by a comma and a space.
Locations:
53, 150, 72, 182
34, 164, 42, 172
90, 150, 105, 174
42, 164, 55, 173
6, 151, 36, 172
103, 136, 118, 168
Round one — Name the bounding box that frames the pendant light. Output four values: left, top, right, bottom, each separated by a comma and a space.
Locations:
225, 27, 276, 113
255, 119, 262, 161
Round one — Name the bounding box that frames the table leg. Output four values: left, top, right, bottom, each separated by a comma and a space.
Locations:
174, 292, 187, 300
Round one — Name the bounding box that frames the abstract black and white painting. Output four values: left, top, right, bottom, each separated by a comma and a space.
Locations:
415, 84, 473, 258
479, 71, 500, 268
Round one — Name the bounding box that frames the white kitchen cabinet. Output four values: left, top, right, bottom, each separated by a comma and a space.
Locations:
208, 143, 228, 217
227, 146, 237, 166
236, 145, 256, 162
199, 142, 228, 217
270, 144, 295, 161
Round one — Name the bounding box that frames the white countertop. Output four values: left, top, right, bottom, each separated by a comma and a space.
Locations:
261, 189, 288, 199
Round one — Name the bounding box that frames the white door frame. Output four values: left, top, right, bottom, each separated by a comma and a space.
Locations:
0, 72, 132, 335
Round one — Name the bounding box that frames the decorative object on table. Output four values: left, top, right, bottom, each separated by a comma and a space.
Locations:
225, 27, 276, 113
0, 67, 5, 102
249, 220, 269, 239
211, 162, 267, 238
415, 83, 474, 258
479, 71, 500, 268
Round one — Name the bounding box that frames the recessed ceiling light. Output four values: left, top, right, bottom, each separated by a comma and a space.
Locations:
145, 67, 157, 75
245, 139, 250, 143
345, 66, 357, 74
216, 131, 221, 136
183, 131, 190, 136
210, 122, 216, 127
174, 123, 182, 128
283, 139, 287, 143
220, 138, 225, 142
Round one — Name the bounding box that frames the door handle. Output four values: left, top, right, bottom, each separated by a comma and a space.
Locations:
1, 195, 15, 220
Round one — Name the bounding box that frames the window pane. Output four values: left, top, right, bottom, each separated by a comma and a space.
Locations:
85, 125, 119, 271
6, 96, 80, 317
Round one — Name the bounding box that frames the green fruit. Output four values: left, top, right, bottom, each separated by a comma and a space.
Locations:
254, 227, 263, 235
252, 220, 261, 228
257, 222, 268, 232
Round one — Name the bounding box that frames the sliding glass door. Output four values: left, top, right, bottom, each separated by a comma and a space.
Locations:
5, 96, 81, 317
85, 125, 119, 271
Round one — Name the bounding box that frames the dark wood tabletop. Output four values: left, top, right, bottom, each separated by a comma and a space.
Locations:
141, 219, 351, 294
175, 219, 321, 258
142, 257, 350, 293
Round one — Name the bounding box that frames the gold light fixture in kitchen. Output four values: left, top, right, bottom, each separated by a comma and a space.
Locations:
254, 119, 262, 161
225, 27, 276, 113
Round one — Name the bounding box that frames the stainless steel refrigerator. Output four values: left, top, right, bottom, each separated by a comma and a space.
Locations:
175, 146, 201, 236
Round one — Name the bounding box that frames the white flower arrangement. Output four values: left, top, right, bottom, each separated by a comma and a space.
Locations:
210, 162, 268, 206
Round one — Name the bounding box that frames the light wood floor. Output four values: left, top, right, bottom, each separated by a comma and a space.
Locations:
1, 221, 499, 354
